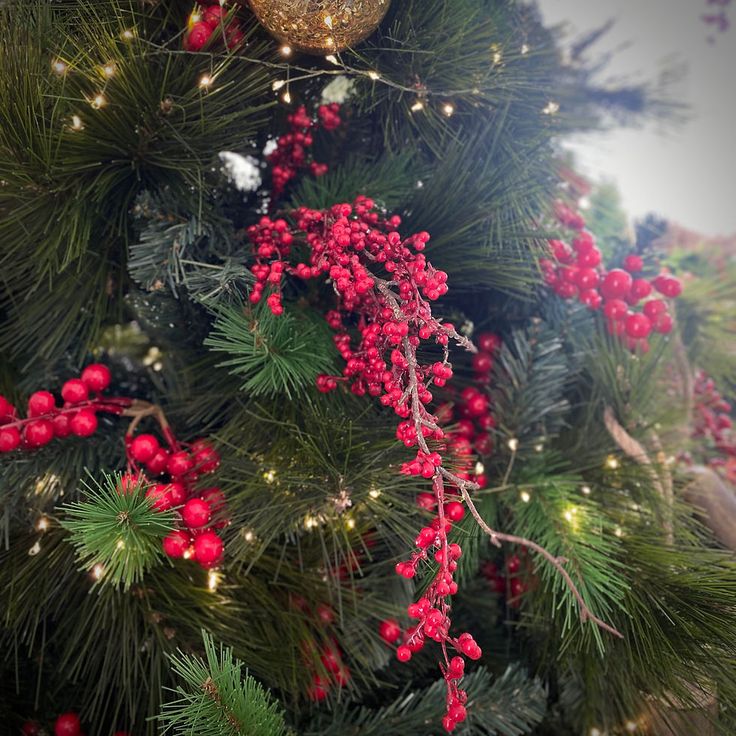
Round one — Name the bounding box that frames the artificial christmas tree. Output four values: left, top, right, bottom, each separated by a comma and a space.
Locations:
1, 1, 734, 735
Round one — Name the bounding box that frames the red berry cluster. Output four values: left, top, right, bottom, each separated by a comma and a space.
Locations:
266, 104, 341, 199
480, 554, 534, 607
22, 712, 129, 736
183, 3, 244, 52
244, 193, 486, 731
123, 431, 226, 569
541, 202, 682, 351
0, 365, 128, 453
690, 371, 736, 482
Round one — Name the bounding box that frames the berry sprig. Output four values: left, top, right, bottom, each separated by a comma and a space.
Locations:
542, 201, 682, 352
265, 104, 342, 200
0, 365, 227, 571
689, 370, 736, 482
23, 711, 130, 736
183, 3, 244, 52
243, 195, 621, 730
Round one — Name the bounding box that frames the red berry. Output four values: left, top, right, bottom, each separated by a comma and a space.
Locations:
444, 501, 465, 522
472, 352, 493, 374
576, 267, 599, 290
396, 645, 412, 662
54, 713, 81, 736
506, 554, 521, 574
643, 299, 667, 319
653, 312, 673, 334
509, 577, 525, 598
442, 715, 456, 732
625, 312, 652, 339
24, 419, 54, 447
0, 426, 21, 452
320, 649, 342, 673
81, 363, 111, 392
202, 4, 225, 28
192, 441, 220, 473
448, 704, 467, 723
623, 254, 644, 272
52, 413, 71, 437
333, 665, 351, 687
656, 276, 682, 298
22, 722, 41, 736
416, 492, 436, 510
600, 269, 633, 300
167, 451, 194, 477
61, 379, 89, 404
146, 484, 173, 511
0, 395, 16, 422
629, 278, 652, 301
603, 298, 628, 321
146, 448, 170, 475
316, 603, 335, 624
162, 530, 191, 558
118, 472, 142, 494
181, 498, 212, 528
378, 618, 401, 644
476, 332, 501, 353
576, 246, 601, 268
200, 487, 227, 515
307, 675, 330, 701
28, 390, 56, 417
465, 393, 488, 417
184, 21, 213, 51
165, 481, 187, 506
129, 433, 160, 463
193, 530, 224, 567
70, 409, 98, 437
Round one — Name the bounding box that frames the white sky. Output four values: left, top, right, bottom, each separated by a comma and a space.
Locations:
536, 0, 736, 236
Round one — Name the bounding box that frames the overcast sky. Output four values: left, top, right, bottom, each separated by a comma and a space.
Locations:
536, 0, 736, 236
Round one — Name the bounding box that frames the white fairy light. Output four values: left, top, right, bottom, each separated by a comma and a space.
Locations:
534, 443, 544, 452
280, 45, 292, 57
208, 570, 221, 591
606, 455, 620, 470
521, 43, 530, 54
272, 79, 286, 91
282, 90, 292, 104
101, 62, 116, 78
90, 93, 107, 109
345, 518, 356, 530
263, 469, 277, 483
542, 100, 560, 115
366, 70, 380, 80
324, 14, 333, 29
520, 490, 531, 503
581, 485, 591, 496
199, 74, 212, 89
29, 541, 42, 556
243, 530, 254, 542
116, 539, 125, 550
36, 516, 49, 532
614, 526, 624, 538
121, 29, 136, 41
51, 59, 68, 75
625, 720, 638, 732
92, 563, 105, 580
368, 488, 382, 499
507, 438, 519, 452
325, 54, 339, 65
410, 100, 424, 112
304, 515, 319, 530
474, 461, 485, 475
442, 102, 455, 117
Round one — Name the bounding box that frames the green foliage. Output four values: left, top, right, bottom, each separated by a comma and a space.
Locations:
61, 471, 174, 590
307, 664, 546, 736
205, 302, 338, 400
160, 631, 289, 736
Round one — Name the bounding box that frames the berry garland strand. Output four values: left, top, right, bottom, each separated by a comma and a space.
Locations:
0, 366, 227, 570
244, 195, 622, 731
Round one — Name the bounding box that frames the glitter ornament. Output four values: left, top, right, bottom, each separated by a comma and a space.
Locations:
244, 0, 391, 54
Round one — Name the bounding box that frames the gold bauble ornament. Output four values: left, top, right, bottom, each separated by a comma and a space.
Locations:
244, 0, 390, 54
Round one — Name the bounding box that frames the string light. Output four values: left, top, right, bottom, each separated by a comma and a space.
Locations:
208, 570, 221, 591
183, 547, 193, 560
491, 44, 503, 65
91, 563, 105, 580
441, 102, 455, 117
507, 438, 519, 452
534, 442, 544, 452
188, 11, 202, 26
474, 461, 485, 475
345, 517, 356, 530
70, 115, 83, 131
581, 485, 591, 496
101, 62, 116, 79
304, 515, 319, 530
366, 70, 380, 80
280, 45, 292, 57
199, 74, 213, 89
542, 100, 560, 115
51, 59, 68, 75
116, 539, 125, 550
325, 54, 339, 65
564, 509, 575, 523
410, 100, 424, 112
282, 90, 292, 104
590, 729, 602, 736
605, 455, 620, 470
28, 541, 42, 556
36, 516, 49, 532
520, 490, 531, 503
325, 37, 335, 48
272, 79, 286, 91
90, 93, 107, 109
368, 488, 382, 499
625, 720, 638, 732
121, 29, 136, 41
263, 469, 277, 483
243, 530, 254, 542
614, 526, 624, 538
521, 43, 530, 54
324, 14, 334, 29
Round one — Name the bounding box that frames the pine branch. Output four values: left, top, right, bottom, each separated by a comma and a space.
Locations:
61, 471, 174, 591
160, 631, 290, 736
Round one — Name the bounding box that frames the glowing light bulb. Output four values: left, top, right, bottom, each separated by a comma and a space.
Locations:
282, 90, 292, 103
280, 45, 292, 57
28, 541, 42, 556
324, 14, 333, 28
368, 488, 382, 499
366, 70, 380, 80
507, 438, 519, 452
581, 485, 591, 496
51, 59, 68, 75
208, 570, 221, 591
590, 729, 602, 736
542, 100, 560, 115
121, 29, 136, 41
521, 43, 530, 54
325, 54, 339, 65
345, 518, 356, 530
263, 469, 277, 483
564, 510, 574, 522
325, 36, 335, 48
625, 721, 638, 732
243, 530, 254, 542
272, 79, 286, 91
101, 62, 116, 78
90, 93, 107, 109
36, 516, 49, 532
183, 547, 193, 560
410, 100, 424, 112
199, 74, 212, 89
614, 526, 624, 538
475, 461, 485, 475
304, 515, 318, 530
442, 102, 455, 117
92, 563, 105, 580
70, 115, 83, 130
520, 490, 531, 503
116, 539, 125, 550
534, 443, 544, 452
606, 455, 620, 470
